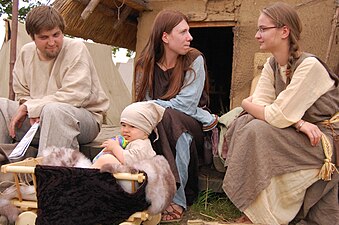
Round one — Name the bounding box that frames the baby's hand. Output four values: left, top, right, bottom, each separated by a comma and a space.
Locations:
100, 138, 120, 152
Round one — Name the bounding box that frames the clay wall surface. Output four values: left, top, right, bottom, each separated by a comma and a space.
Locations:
135, 0, 338, 109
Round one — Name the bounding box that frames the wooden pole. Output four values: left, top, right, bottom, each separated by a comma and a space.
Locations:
81, 0, 101, 20
325, 4, 339, 63
9, 0, 19, 100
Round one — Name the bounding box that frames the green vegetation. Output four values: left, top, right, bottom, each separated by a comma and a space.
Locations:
0, 0, 48, 21
189, 190, 241, 223
112, 46, 134, 58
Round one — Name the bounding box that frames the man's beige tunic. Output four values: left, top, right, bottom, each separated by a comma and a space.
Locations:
13, 37, 109, 124
0, 37, 109, 152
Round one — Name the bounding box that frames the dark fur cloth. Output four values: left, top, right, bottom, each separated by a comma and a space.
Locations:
35, 165, 149, 225
100, 155, 176, 215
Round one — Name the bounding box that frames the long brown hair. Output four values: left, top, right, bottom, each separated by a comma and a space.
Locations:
134, 10, 209, 101
262, 2, 302, 74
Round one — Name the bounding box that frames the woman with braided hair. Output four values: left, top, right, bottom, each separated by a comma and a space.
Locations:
222, 2, 338, 224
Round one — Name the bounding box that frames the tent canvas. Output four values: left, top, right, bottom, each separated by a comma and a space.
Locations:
0, 20, 131, 126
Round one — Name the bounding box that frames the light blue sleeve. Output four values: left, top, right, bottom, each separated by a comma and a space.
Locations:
155, 56, 214, 125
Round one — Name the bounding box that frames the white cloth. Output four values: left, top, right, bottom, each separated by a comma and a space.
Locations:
13, 37, 109, 124
252, 57, 334, 128
123, 139, 156, 166
244, 169, 320, 225
120, 102, 165, 135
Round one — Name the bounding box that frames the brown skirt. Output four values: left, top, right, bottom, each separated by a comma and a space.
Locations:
222, 114, 338, 224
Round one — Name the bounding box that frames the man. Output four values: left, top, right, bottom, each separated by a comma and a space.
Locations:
0, 6, 109, 155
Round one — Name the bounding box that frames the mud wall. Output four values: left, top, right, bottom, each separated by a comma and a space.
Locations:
135, 0, 338, 109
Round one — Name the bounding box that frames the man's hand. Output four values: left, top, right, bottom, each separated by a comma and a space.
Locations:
9, 104, 28, 138
30, 117, 40, 125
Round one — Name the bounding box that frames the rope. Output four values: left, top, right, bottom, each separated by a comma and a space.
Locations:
318, 112, 339, 181
113, 0, 126, 20
318, 134, 339, 181
329, 112, 339, 123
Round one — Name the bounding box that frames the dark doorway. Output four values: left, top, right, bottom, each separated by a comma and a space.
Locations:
190, 27, 233, 115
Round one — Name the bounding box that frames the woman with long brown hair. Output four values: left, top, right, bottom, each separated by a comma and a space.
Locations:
134, 9, 217, 223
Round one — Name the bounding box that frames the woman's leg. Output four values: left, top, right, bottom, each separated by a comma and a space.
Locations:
173, 132, 192, 209
161, 132, 191, 222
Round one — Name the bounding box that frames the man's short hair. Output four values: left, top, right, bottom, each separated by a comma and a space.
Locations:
25, 5, 65, 38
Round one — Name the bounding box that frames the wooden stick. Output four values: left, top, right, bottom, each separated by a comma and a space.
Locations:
9, 0, 18, 100
13, 173, 23, 201
81, 0, 101, 20
325, 6, 339, 63
32, 174, 37, 193
11, 199, 37, 209
113, 172, 145, 182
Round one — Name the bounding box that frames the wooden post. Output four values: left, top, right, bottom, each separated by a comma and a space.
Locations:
81, 0, 101, 20
9, 0, 19, 100
325, 4, 339, 63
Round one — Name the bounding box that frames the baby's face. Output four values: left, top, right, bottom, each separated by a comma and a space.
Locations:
120, 122, 148, 142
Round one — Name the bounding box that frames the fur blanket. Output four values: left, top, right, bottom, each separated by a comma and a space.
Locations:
40, 146, 92, 168
0, 185, 36, 223
100, 155, 176, 215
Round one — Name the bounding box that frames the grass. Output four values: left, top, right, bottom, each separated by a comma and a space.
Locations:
184, 189, 242, 224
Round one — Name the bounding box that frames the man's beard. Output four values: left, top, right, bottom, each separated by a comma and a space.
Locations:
45, 49, 60, 59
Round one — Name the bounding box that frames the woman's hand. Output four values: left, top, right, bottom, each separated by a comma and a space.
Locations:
241, 96, 265, 120
297, 121, 323, 147
241, 96, 253, 107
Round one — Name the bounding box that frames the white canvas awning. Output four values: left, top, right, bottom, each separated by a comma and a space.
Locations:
0, 20, 132, 126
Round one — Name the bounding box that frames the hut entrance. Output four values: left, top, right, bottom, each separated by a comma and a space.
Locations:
190, 27, 233, 115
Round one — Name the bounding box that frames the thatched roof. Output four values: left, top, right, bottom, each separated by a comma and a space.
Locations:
53, 0, 151, 50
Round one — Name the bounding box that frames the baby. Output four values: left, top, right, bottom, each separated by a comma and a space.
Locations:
92, 101, 165, 168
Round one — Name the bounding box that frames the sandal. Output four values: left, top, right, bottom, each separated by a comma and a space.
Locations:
160, 203, 184, 223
